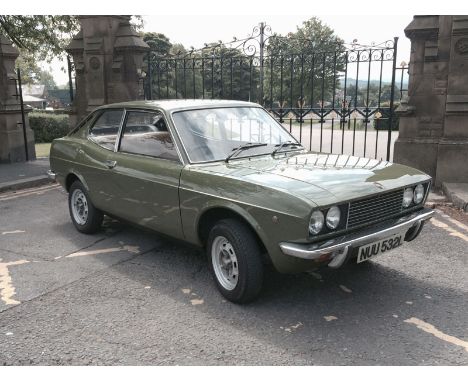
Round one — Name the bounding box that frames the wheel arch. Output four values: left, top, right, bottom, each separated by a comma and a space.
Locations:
65, 171, 89, 192
197, 206, 269, 262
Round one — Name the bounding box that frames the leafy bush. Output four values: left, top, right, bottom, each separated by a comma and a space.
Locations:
29, 112, 69, 143
34, 109, 68, 115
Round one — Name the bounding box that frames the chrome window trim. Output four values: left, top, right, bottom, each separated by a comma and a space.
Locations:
115, 107, 185, 165
114, 108, 127, 152
86, 107, 125, 152
68, 111, 97, 136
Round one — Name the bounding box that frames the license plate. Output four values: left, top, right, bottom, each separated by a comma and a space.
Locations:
357, 233, 403, 263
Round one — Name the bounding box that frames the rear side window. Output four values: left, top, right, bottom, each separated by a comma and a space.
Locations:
119, 111, 179, 161
89, 109, 124, 150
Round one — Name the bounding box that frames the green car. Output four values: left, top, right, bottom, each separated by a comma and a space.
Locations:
49, 100, 434, 303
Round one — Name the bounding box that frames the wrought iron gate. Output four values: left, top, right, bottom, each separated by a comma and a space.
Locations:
10, 68, 29, 161
143, 23, 407, 161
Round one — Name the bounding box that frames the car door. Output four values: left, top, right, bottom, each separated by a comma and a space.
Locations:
75, 108, 125, 215
106, 109, 185, 239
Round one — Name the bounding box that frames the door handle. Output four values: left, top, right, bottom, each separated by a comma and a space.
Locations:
105, 160, 117, 169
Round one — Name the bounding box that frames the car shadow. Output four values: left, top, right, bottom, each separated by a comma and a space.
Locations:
81, 218, 468, 365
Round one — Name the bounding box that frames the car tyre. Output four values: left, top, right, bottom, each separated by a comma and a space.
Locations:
68, 180, 103, 234
207, 219, 264, 303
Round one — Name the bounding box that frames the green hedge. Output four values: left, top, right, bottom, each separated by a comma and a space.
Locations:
33, 109, 68, 115
29, 112, 69, 143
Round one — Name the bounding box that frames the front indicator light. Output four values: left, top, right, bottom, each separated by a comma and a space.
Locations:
403, 187, 413, 208
309, 210, 324, 235
414, 184, 425, 204
326, 206, 341, 229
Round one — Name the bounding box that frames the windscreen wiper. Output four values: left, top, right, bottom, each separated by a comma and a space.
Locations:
271, 141, 304, 156
225, 142, 268, 162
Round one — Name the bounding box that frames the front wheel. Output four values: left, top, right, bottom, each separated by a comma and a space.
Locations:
207, 219, 264, 303
68, 180, 103, 234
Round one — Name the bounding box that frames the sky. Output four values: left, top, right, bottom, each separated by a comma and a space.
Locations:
47, 14, 413, 87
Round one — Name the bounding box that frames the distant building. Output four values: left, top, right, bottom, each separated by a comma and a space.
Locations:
21, 85, 72, 110
47, 89, 72, 109
21, 84, 47, 109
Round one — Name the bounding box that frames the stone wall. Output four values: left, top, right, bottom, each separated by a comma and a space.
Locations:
394, 16, 468, 187
66, 16, 149, 126
0, 35, 36, 163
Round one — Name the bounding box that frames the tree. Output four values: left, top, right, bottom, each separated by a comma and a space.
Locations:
143, 32, 173, 57
264, 17, 345, 110
143, 17, 344, 107
1, 15, 143, 87
143, 32, 178, 98
0, 15, 143, 63
37, 70, 57, 90
15, 55, 58, 88
15, 54, 42, 84
0, 16, 79, 63
194, 43, 260, 101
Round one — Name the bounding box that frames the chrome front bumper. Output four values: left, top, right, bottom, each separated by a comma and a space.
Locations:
279, 208, 434, 266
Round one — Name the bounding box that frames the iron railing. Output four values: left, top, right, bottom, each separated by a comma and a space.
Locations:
143, 23, 405, 161
9, 68, 29, 161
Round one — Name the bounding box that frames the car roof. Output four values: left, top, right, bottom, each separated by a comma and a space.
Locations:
96, 99, 261, 112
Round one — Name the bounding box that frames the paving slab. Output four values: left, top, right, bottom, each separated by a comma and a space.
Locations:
0, 158, 52, 193
442, 183, 468, 212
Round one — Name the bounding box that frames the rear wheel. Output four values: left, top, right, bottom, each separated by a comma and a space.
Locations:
207, 219, 264, 303
68, 180, 103, 234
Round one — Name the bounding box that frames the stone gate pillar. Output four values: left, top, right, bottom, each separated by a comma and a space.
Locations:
0, 35, 36, 163
66, 16, 149, 126
394, 15, 468, 187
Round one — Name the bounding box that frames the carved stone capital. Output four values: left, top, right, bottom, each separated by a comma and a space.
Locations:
454, 38, 468, 55
395, 99, 416, 116
405, 16, 439, 40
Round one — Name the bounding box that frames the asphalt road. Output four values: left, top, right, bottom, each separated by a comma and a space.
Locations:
0, 184, 467, 365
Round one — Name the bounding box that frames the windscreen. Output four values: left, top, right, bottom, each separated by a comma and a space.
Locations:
172, 107, 296, 162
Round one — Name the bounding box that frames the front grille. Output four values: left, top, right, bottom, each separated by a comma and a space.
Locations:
347, 189, 404, 229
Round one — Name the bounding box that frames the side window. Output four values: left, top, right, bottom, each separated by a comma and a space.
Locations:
119, 111, 179, 161
89, 109, 124, 150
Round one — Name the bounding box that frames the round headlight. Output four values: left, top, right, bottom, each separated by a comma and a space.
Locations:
414, 184, 425, 204
309, 210, 324, 235
402, 187, 413, 208
326, 206, 341, 229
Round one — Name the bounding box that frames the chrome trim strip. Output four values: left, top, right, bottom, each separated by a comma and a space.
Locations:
47, 170, 56, 181
114, 108, 127, 153
112, 107, 185, 165
327, 246, 349, 268
279, 208, 434, 260
345, 202, 350, 229
85, 108, 125, 152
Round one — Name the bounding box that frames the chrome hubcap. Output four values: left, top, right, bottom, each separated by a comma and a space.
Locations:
211, 236, 239, 290
71, 189, 88, 225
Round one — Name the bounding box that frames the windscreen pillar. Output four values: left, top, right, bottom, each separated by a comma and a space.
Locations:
0, 34, 36, 163
394, 15, 468, 187
66, 16, 149, 127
